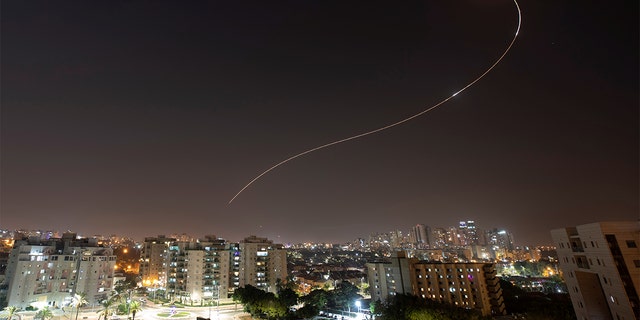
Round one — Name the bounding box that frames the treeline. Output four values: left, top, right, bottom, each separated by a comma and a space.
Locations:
500, 279, 576, 320
232, 281, 362, 320
372, 294, 490, 320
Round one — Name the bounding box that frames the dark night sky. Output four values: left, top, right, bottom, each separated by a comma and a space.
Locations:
1, 1, 638, 245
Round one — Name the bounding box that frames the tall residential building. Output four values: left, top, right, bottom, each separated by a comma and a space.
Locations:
447, 226, 462, 247
366, 251, 505, 316
460, 221, 480, 246
485, 228, 515, 260
411, 224, 431, 249
166, 236, 230, 302
431, 228, 448, 249
238, 236, 287, 292
551, 221, 639, 320
139, 235, 176, 288
142, 235, 287, 299
3, 233, 116, 309
366, 251, 416, 303
485, 228, 515, 252
410, 262, 505, 316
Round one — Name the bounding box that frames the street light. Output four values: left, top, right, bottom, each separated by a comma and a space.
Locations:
355, 301, 362, 319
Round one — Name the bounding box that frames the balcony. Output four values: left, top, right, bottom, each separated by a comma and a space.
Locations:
570, 237, 585, 253
486, 278, 499, 287
576, 256, 590, 269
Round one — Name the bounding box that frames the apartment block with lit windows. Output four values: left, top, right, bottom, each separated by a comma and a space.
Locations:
366, 251, 415, 303
410, 262, 505, 316
238, 236, 287, 292
551, 221, 639, 320
366, 251, 505, 316
166, 236, 229, 303
3, 233, 116, 309
139, 235, 175, 288
143, 234, 287, 301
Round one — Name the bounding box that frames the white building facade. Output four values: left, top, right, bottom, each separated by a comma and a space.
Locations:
238, 236, 287, 292
551, 221, 639, 320
3, 233, 116, 309
157, 235, 286, 301
139, 235, 175, 288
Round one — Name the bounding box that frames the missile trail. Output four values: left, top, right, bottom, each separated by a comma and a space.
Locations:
229, 0, 522, 204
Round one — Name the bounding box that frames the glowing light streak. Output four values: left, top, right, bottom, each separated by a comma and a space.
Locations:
229, 0, 522, 204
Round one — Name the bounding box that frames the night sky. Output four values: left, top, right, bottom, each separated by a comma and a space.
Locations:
2, 1, 637, 245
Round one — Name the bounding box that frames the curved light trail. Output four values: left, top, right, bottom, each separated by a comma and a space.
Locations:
229, 0, 522, 204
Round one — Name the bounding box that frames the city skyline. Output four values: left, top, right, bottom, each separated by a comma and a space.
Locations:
2, 1, 638, 245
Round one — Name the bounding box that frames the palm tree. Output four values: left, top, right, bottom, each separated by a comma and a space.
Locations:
128, 301, 142, 320
96, 299, 114, 320
35, 307, 53, 320
71, 293, 88, 320
2, 306, 19, 320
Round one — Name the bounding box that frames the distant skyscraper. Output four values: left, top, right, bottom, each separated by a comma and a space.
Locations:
460, 220, 480, 246
389, 230, 404, 249
431, 228, 447, 248
447, 226, 460, 246
551, 221, 639, 320
486, 228, 515, 251
411, 224, 431, 249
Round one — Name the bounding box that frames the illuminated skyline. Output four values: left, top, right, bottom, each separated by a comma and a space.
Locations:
1, 1, 637, 245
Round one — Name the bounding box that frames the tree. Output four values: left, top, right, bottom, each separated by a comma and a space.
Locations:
96, 299, 114, 320
72, 293, 88, 320
277, 288, 298, 309
377, 294, 488, 320
301, 289, 329, 310
260, 296, 287, 319
276, 276, 297, 292
500, 279, 575, 320
233, 285, 298, 319
360, 282, 370, 295
110, 280, 136, 317
370, 299, 383, 315
2, 306, 19, 320
295, 305, 318, 319
128, 301, 142, 320
331, 281, 362, 311
113, 280, 135, 294
233, 285, 271, 317
35, 307, 53, 320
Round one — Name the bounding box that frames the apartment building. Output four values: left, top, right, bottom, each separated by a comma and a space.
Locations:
166, 235, 229, 302
3, 233, 116, 309
366, 251, 415, 303
410, 262, 505, 316
366, 251, 505, 316
153, 235, 286, 301
238, 236, 287, 292
139, 235, 175, 287
551, 221, 639, 320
